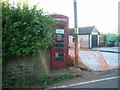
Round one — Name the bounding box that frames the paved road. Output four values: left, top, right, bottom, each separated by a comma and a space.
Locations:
68, 76, 119, 88
46, 76, 119, 90
92, 47, 119, 53
79, 51, 119, 71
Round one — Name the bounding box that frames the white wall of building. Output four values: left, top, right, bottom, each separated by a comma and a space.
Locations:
78, 35, 89, 48
69, 35, 73, 47
69, 35, 89, 48
90, 35, 92, 48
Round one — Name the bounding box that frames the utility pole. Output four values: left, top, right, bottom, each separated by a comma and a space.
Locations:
73, 0, 79, 65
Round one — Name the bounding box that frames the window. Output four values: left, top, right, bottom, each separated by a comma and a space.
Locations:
73, 37, 75, 42
55, 53, 64, 57
80, 38, 82, 42
55, 58, 64, 61
56, 39, 64, 43
56, 34, 64, 38
55, 44, 64, 47
55, 48, 64, 52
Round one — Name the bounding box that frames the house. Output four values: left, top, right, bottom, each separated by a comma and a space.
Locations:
69, 26, 100, 48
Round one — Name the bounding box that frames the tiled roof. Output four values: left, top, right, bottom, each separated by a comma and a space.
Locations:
69, 26, 95, 35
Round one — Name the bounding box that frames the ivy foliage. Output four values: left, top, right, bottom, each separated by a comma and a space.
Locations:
2, 1, 55, 60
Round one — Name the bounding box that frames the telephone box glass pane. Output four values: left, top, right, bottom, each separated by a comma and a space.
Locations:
55, 44, 64, 47
55, 48, 64, 52
55, 53, 64, 57
55, 58, 64, 61
56, 35, 64, 38
56, 39, 64, 43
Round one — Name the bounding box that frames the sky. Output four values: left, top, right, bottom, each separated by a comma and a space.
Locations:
8, 0, 120, 34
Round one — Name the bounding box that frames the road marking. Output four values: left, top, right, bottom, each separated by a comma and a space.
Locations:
51, 76, 120, 88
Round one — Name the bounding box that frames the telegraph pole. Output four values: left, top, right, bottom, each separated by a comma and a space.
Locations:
73, 0, 79, 65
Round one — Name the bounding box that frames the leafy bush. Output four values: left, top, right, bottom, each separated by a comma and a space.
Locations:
2, 1, 55, 60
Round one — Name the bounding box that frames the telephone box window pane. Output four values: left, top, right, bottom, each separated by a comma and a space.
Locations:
56, 35, 64, 38
55, 48, 64, 52
55, 44, 64, 47
55, 53, 64, 57
56, 39, 64, 43
56, 29, 64, 34
58, 53, 64, 57
55, 58, 64, 61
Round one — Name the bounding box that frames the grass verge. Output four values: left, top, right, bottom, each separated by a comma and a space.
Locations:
2, 72, 73, 88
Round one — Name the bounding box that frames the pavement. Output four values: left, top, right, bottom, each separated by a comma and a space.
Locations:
79, 51, 119, 71
48, 47, 119, 76
91, 47, 120, 53
79, 47, 120, 71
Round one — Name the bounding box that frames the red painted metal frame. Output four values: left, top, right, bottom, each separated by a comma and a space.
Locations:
50, 14, 69, 68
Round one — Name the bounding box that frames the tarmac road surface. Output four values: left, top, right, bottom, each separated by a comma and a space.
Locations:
68, 76, 119, 88
49, 76, 120, 89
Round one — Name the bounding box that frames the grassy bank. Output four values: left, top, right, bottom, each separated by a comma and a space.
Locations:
2, 72, 73, 88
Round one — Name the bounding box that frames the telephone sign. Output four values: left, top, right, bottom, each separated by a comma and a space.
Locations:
56, 29, 64, 34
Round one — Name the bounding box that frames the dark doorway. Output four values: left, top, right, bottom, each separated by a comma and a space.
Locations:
92, 35, 98, 48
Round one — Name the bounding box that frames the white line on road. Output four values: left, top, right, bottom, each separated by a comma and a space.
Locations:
51, 76, 120, 88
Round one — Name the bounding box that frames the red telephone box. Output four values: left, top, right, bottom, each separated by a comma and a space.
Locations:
50, 14, 69, 68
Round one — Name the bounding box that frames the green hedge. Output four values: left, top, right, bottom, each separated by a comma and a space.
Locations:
2, 1, 55, 60
105, 34, 120, 42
